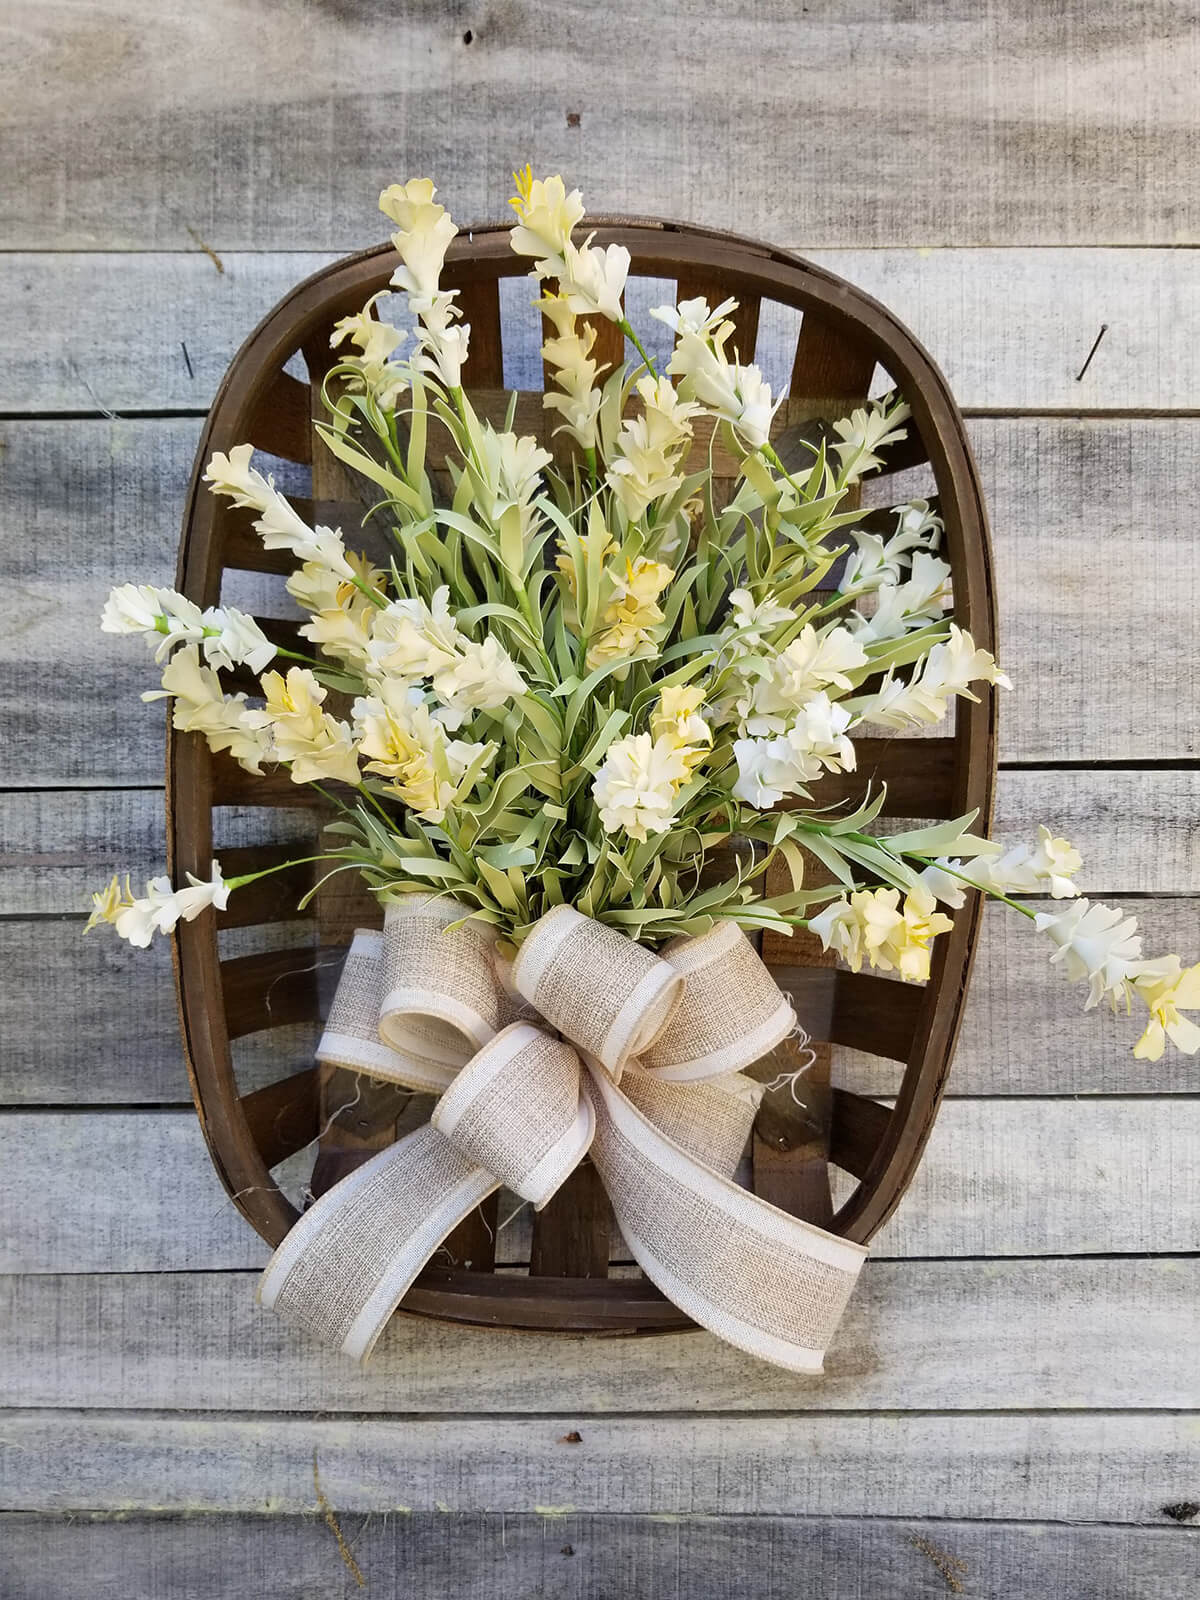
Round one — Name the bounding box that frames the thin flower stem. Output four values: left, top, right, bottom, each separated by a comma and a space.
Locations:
620, 320, 659, 380
225, 851, 357, 891
903, 853, 1040, 922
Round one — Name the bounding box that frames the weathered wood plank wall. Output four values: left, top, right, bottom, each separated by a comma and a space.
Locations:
1, 2, 1197, 1596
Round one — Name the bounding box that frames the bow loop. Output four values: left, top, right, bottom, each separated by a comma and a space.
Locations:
510, 904, 684, 1078
430, 1022, 593, 1208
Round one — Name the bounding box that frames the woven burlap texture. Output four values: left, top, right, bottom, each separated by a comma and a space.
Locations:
261, 897, 867, 1373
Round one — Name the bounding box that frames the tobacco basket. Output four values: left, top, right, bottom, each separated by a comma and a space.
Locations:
170, 219, 998, 1333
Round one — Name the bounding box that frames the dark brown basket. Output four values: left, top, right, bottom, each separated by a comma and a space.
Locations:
169, 219, 998, 1334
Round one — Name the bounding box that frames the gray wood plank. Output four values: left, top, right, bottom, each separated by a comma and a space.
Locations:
1, 1100, 1194, 1272
3, 1512, 1198, 1600
1, 1411, 1192, 1521
5, 3, 1199, 248
7, 248, 1200, 414
1, 1259, 1192, 1413
4, 415, 1197, 781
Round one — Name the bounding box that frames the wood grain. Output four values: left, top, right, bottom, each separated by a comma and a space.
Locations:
6, 249, 1200, 415
1, 1410, 1192, 1522
5, 414, 1197, 783
1, 1258, 1192, 1413
3, 1513, 1196, 1600
1, 1099, 1194, 1273
5, 3, 1199, 249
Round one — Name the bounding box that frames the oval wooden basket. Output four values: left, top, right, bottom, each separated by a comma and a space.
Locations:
170, 219, 998, 1335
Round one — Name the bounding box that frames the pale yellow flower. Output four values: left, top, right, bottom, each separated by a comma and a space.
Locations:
143, 644, 272, 774
509, 168, 585, 262
810, 887, 952, 984
84, 874, 133, 933
330, 293, 409, 408
259, 667, 360, 787
205, 445, 355, 579
353, 684, 492, 821
587, 556, 674, 669
540, 290, 601, 451
1131, 958, 1200, 1060
650, 684, 711, 774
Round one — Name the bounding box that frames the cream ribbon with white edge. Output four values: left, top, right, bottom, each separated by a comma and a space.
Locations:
259, 898, 868, 1371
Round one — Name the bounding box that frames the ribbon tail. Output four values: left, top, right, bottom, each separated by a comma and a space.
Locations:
258, 1124, 498, 1364
587, 1066, 868, 1375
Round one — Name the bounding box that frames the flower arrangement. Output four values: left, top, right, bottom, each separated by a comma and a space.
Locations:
89, 170, 1199, 1066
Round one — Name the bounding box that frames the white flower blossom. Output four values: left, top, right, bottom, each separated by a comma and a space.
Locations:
593, 733, 690, 841
667, 324, 779, 449
540, 290, 602, 451
330, 293, 410, 408
851, 552, 953, 643
649, 296, 740, 339
732, 693, 857, 805
86, 861, 231, 948
366, 586, 463, 681
353, 680, 492, 821
738, 624, 867, 736
859, 625, 1011, 730
432, 635, 527, 723
378, 179, 469, 388
142, 644, 273, 773
204, 446, 356, 580
1035, 898, 1149, 1011
831, 398, 911, 482
509, 168, 629, 321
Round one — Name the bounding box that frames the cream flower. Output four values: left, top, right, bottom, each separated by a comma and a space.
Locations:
432, 635, 527, 724
540, 290, 601, 451
84, 874, 133, 934
87, 862, 231, 948
366, 586, 462, 680
859, 625, 1011, 730
508, 168, 628, 321
851, 552, 953, 643
606, 376, 701, 522
732, 694, 856, 805
1034, 899, 1146, 1011
379, 179, 458, 299
101, 584, 205, 658
378, 179, 469, 388
666, 323, 778, 449
204, 446, 355, 580
831, 399, 912, 482
258, 667, 360, 786
649, 296, 740, 339
1131, 958, 1200, 1060
102, 583, 275, 674
509, 168, 585, 261
810, 887, 952, 984
467, 427, 552, 545
353, 683, 491, 821
197, 608, 277, 674
593, 733, 691, 842
330, 293, 409, 408
650, 684, 711, 773
587, 556, 674, 668
739, 624, 868, 736
143, 645, 272, 773
291, 553, 387, 670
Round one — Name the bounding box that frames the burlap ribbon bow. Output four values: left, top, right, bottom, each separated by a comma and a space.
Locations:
260, 897, 867, 1371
